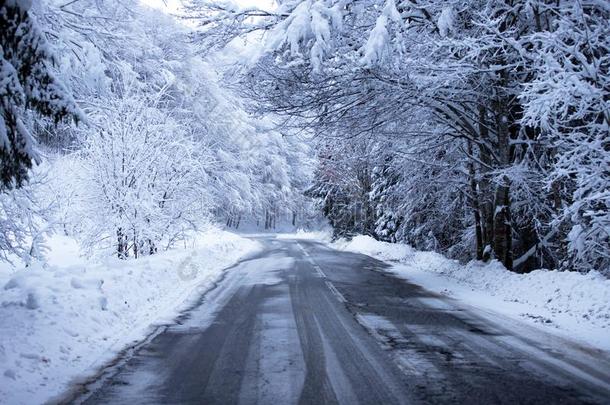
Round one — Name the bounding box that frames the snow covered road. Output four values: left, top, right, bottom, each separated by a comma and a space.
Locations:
66, 237, 610, 404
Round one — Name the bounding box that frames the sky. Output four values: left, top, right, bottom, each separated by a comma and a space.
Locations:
141, 0, 274, 13
140, 0, 182, 12
138, 0, 273, 65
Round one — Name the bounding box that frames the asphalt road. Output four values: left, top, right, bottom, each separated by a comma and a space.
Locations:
69, 237, 610, 404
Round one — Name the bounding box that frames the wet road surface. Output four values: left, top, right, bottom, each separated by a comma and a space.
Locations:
68, 237, 610, 404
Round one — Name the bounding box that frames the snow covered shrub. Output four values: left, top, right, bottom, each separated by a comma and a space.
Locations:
0, 172, 54, 264
74, 85, 210, 259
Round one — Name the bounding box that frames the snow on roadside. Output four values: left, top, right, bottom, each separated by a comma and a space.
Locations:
276, 229, 332, 241
333, 234, 412, 261
333, 235, 610, 351
0, 229, 261, 405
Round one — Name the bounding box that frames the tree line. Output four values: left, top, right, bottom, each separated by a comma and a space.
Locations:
1, 0, 313, 262
192, 0, 609, 274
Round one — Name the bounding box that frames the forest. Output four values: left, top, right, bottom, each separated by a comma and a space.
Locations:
192, 0, 609, 274
2, 0, 608, 275
1, 0, 316, 263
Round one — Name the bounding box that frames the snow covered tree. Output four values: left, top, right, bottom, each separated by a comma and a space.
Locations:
0, 0, 316, 266
306, 138, 377, 238
370, 153, 402, 243
0, 173, 54, 264
195, 0, 610, 275
519, 1, 610, 273
75, 81, 209, 259
0, 0, 80, 188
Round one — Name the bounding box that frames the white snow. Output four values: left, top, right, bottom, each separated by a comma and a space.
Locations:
0, 228, 261, 405
437, 6, 455, 37
262, 1, 343, 72
361, 15, 390, 67
276, 229, 332, 241
333, 235, 610, 351
333, 235, 410, 261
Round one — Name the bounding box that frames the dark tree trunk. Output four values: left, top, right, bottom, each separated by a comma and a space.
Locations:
492, 103, 514, 270
117, 228, 127, 260
493, 179, 513, 270
148, 239, 157, 255
467, 141, 484, 260
478, 106, 494, 261
272, 209, 276, 229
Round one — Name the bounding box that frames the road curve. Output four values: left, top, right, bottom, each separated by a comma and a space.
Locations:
67, 236, 610, 405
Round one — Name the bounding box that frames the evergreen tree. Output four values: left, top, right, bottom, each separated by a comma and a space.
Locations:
0, 0, 80, 189
371, 153, 402, 243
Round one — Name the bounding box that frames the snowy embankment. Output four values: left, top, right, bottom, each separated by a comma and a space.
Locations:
0, 229, 260, 405
333, 236, 610, 351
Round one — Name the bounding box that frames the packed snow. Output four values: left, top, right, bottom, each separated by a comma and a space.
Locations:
334, 235, 610, 351
0, 229, 260, 405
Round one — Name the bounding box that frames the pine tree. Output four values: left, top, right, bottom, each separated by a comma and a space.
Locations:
0, 0, 80, 189
371, 154, 402, 243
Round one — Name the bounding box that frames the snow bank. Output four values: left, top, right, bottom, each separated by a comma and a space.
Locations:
276, 229, 332, 241
333, 235, 412, 261
0, 229, 260, 405
334, 235, 610, 350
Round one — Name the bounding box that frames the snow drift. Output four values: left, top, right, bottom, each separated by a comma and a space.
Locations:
334, 235, 610, 351
0, 229, 260, 405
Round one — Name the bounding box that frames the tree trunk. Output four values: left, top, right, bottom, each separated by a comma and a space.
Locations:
117, 228, 127, 260
272, 207, 276, 229
467, 141, 484, 260
148, 239, 156, 255
492, 103, 514, 270
493, 178, 513, 270
477, 105, 494, 261
133, 232, 138, 259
